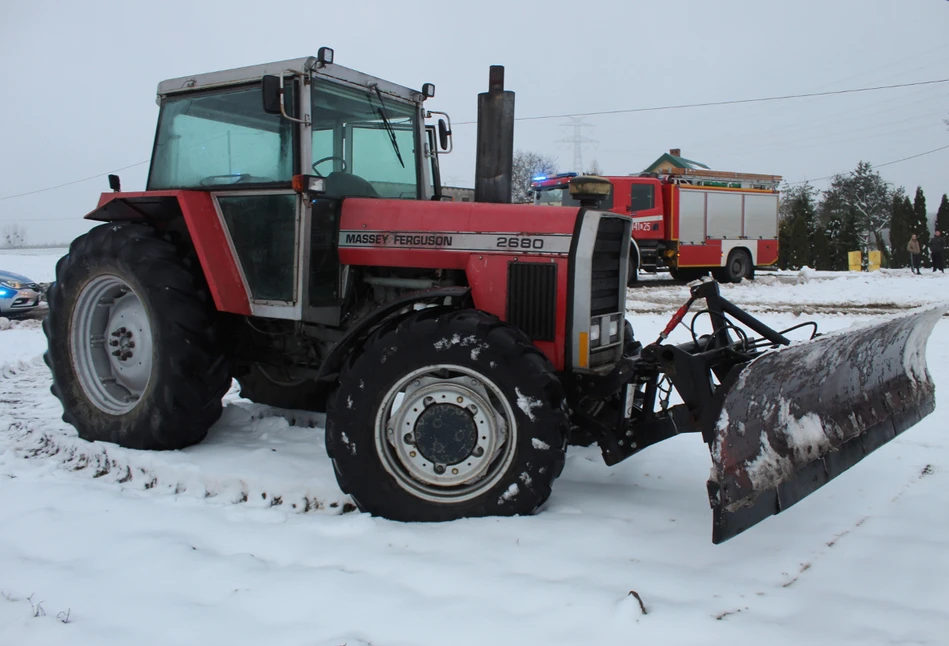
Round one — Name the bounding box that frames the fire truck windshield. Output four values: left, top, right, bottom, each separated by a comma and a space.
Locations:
534, 186, 613, 209
534, 187, 571, 206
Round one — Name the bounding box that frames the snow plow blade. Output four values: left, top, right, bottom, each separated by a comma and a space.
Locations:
707, 304, 946, 544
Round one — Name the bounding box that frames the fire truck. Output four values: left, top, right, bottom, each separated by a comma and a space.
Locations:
531, 167, 782, 284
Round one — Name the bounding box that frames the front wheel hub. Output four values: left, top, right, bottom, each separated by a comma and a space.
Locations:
414, 404, 478, 465
375, 365, 518, 503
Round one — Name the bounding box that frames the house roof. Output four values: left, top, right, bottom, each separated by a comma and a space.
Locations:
644, 153, 710, 172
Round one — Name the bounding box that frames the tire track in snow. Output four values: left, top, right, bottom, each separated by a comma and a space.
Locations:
0, 356, 354, 514
712, 464, 939, 620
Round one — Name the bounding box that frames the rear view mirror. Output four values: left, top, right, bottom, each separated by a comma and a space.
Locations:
438, 118, 450, 150
262, 75, 282, 115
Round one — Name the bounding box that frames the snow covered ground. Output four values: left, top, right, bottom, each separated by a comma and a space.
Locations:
0, 247, 64, 284
632, 265, 949, 315
1, 248, 948, 646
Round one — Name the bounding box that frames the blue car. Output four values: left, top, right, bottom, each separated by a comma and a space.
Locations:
0, 270, 42, 316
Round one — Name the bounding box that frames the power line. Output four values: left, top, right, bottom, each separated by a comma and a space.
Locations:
0, 160, 148, 202
2, 78, 947, 204
453, 78, 949, 125
1, 144, 946, 224
787, 144, 949, 186
719, 114, 943, 159
688, 84, 945, 153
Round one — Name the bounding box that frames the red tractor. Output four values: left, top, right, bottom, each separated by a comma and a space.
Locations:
43, 50, 944, 542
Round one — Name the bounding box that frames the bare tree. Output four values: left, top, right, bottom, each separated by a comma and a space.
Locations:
512, 150, 557, 203
586, 159, 604, 176
2, 224, 27, 249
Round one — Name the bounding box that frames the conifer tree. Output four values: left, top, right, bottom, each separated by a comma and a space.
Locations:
912, 187, 930, 266
777, 217, 794, 269
823, 162, 892, 250
812, 226, 831, 269
789, 215, 809, 268
780, 183, 819, 267
824, 213, 843, 270
825, 208, 860, 271
936, 194, 949, 235
889, 189, 911, 268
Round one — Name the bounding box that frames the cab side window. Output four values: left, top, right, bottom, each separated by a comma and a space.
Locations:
629, 184, 655, 212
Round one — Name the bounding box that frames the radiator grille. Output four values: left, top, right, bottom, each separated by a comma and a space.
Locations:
507, 262, 557, 341
591, 217, 625, 316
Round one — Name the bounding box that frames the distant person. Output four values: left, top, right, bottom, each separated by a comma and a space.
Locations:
907, 234, 922, 275
931, 230, 945, 273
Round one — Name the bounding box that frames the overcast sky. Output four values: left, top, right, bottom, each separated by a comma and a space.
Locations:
1, 0, 947, 245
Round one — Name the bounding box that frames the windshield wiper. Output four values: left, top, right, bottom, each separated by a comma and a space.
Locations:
367, 84, 405, 168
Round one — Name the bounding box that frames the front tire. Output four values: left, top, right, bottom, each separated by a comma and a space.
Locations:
43, 222, 229, 450
326, 309, 568, 522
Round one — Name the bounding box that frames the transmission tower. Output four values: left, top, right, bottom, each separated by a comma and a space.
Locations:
556, 117, 597, 172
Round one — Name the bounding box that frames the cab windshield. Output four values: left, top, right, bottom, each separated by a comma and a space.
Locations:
311, 81, 420, 199
534, 187, 570, 206
534, 186, 614, 209
148, 83, 296, 190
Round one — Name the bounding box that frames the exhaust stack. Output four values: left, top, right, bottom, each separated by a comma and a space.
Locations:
474, 65, 515, 203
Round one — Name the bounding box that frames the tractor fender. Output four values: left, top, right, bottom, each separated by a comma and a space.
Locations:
316, 286, 473, 382
84, 191, 251, 315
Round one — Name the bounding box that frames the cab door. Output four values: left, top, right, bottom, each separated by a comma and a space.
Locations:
148, 78, 307, 321
625, 178, 664, 239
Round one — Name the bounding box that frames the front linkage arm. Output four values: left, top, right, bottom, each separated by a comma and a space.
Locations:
578, 279, 808, 466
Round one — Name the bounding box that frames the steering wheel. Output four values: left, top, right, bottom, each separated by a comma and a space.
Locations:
312, 156, 347, 177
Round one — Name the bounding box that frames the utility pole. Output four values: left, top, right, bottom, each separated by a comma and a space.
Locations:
557, 117, 597, 173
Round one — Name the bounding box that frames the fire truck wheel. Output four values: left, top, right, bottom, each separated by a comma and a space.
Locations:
43, 222, 230, 450
326, 308, 568, 522
627, 253, 639, 286
717, 249, 753, 283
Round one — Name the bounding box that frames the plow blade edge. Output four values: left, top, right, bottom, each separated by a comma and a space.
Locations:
707, 304, 946, 543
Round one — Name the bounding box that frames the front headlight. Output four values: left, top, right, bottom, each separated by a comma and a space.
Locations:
0, 280, 22, 289
589, 321, 601, 345
590, 313, 623, 349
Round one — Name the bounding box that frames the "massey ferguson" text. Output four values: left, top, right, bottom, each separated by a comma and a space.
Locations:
344, 233, 454, 247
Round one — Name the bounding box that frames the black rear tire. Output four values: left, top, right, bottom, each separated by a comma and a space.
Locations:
235, 363, 329, 412
326, 308, 568, 522
43, 222, 229, 450
716, 249, 753, 283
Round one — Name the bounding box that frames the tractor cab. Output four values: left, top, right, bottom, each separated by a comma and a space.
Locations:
148, 48, 451, 200
141, 50, 454, 325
